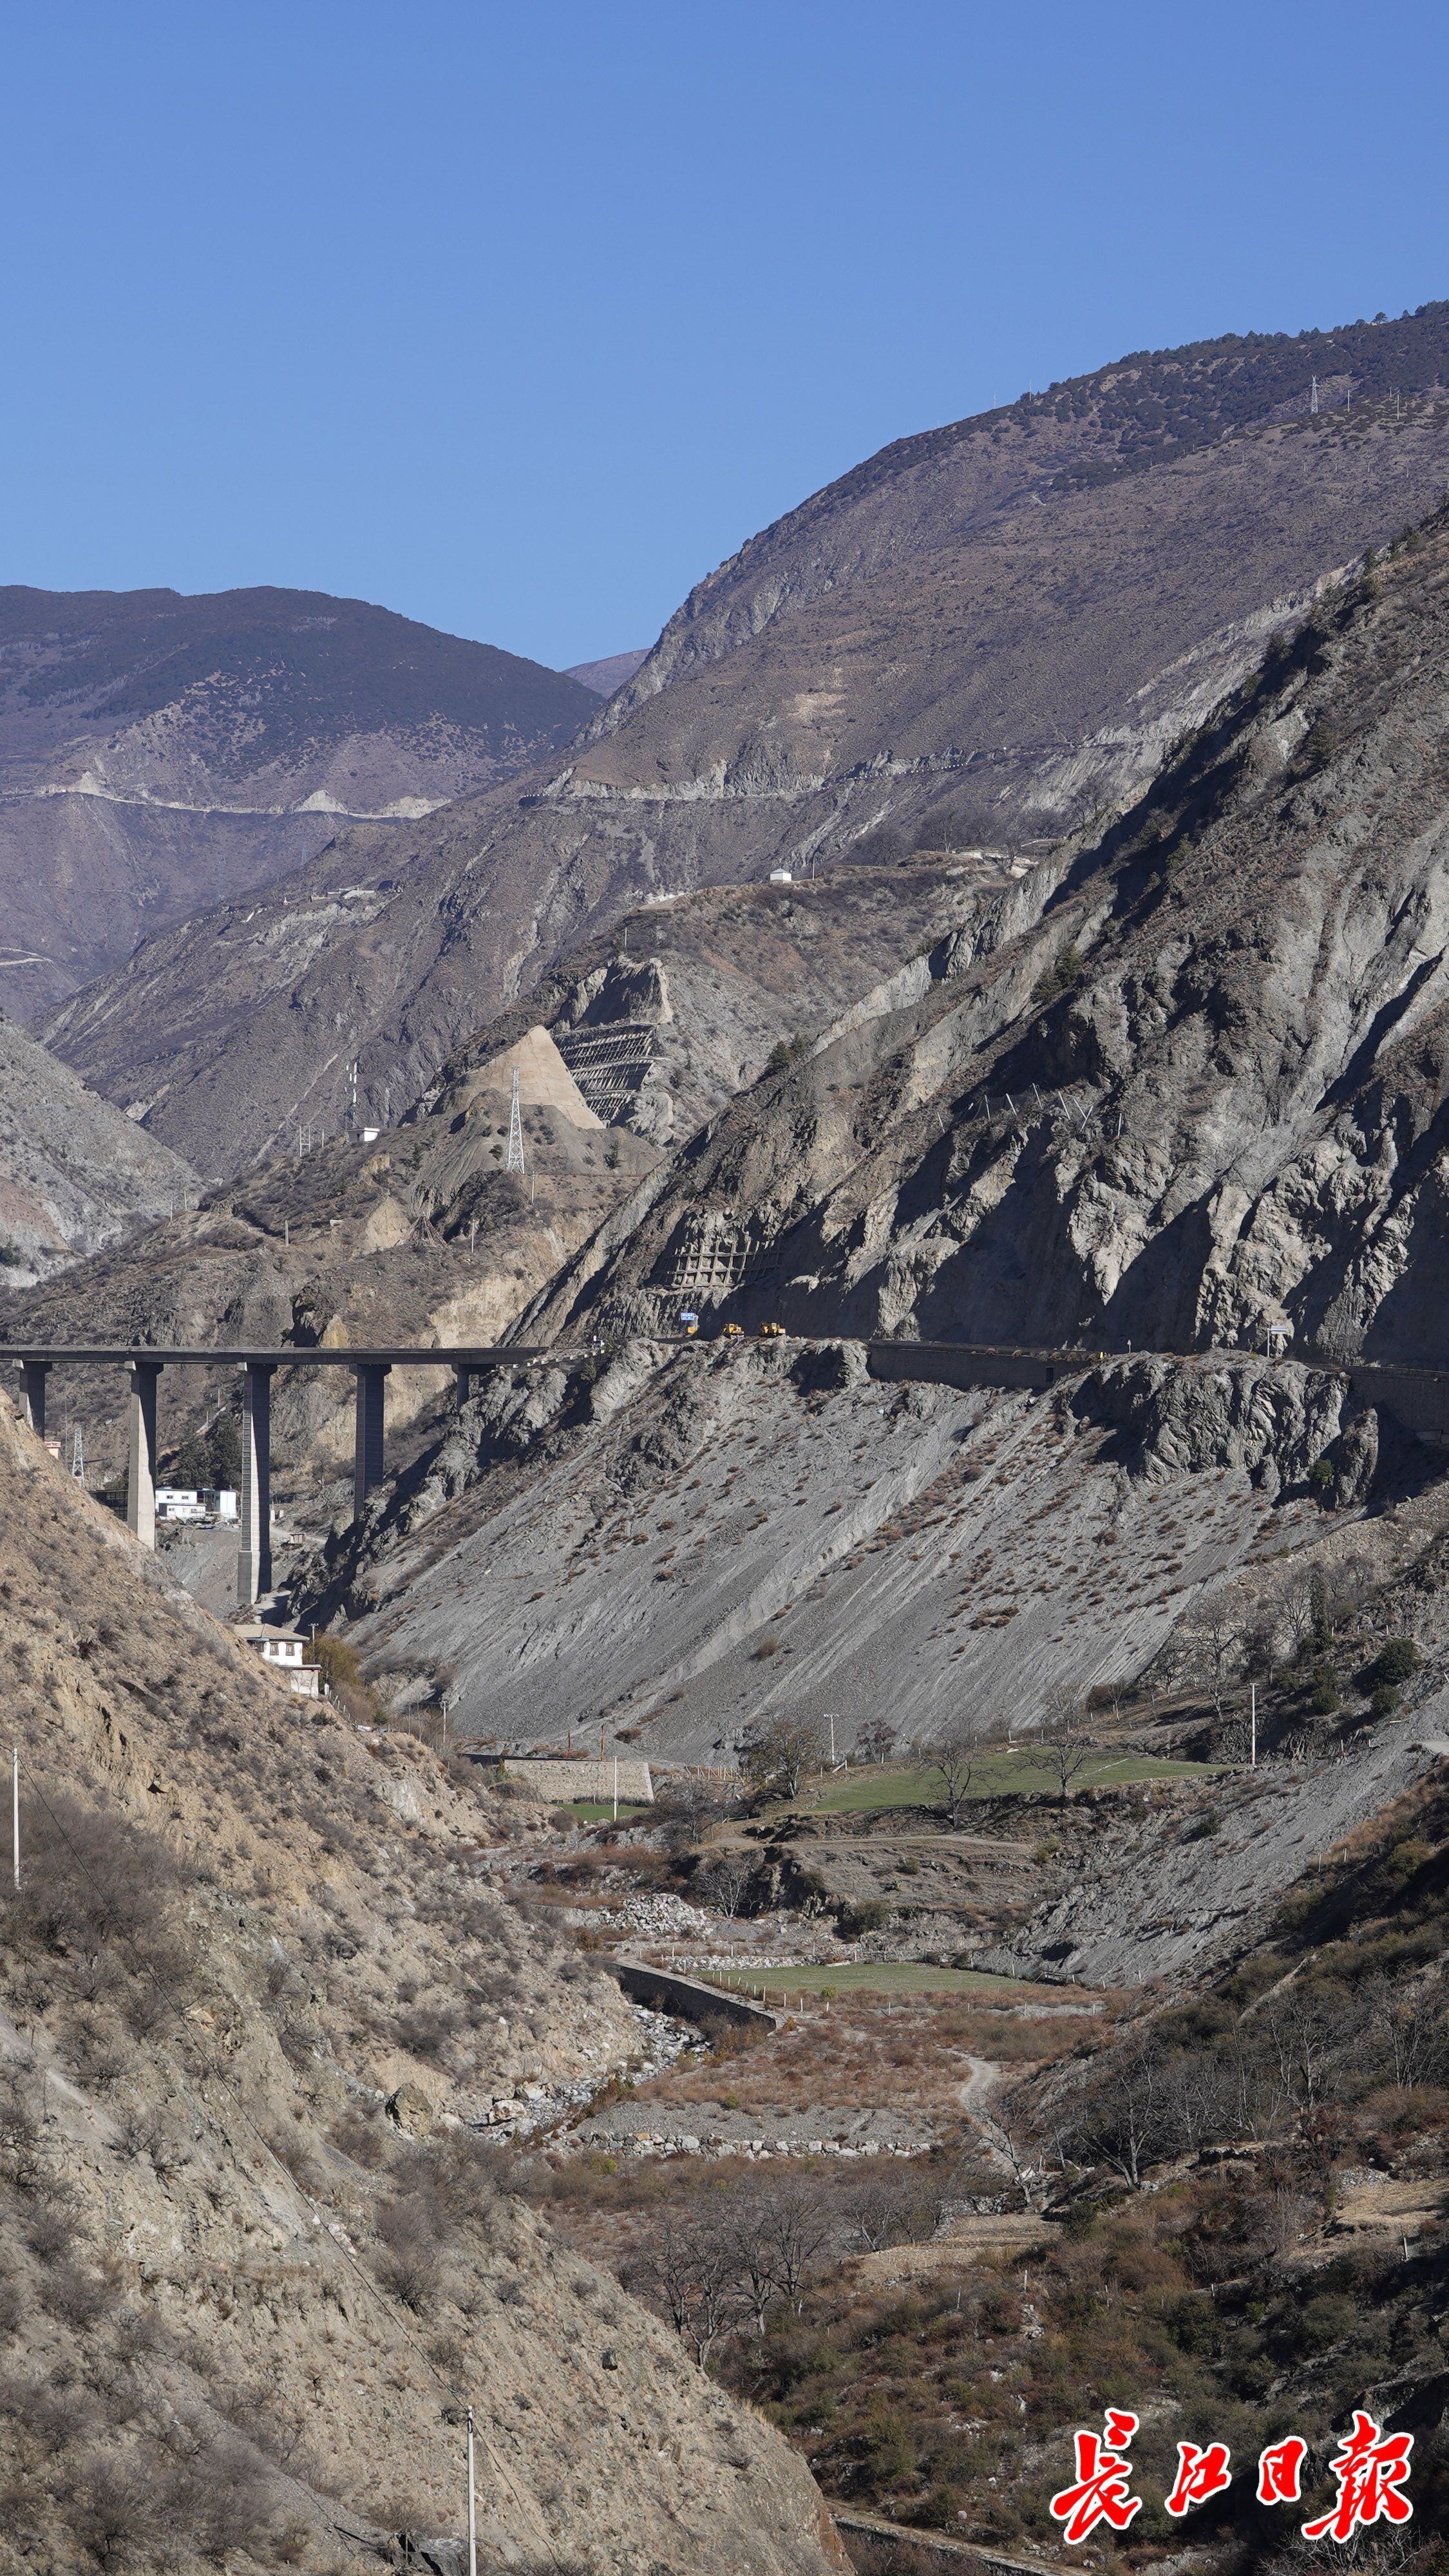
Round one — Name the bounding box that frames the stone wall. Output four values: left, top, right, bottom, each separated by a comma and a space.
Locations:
502, 1756, 654, 1803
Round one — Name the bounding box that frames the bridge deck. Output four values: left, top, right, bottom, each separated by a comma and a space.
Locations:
2, 1345, 549, 1367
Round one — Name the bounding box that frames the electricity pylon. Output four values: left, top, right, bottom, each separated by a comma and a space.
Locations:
506, 1068, 526, 1173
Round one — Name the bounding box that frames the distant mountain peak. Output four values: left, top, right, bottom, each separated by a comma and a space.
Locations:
565, 649, 650, 697
0, 583, 597, 1019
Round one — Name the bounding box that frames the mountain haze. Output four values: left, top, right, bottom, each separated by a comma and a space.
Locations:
565, 649, 650, 697
0, 1016, 198, 1287
0, 584, 596, 1019
47, 306, 1449, 1177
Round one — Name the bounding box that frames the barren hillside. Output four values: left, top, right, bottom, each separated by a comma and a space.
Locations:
47, 311, 1449, 1178
0, 583, 595, 1023
0, 1016, 198, 1287
0, 1393, 842, 2574
524, 498, 1449, 1364
0, 1071, 658, 1503
279, 504, 1449, 1792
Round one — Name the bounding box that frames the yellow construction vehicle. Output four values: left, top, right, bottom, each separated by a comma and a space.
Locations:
759, 1321, 786, 1338
723, 1321, 744, 1338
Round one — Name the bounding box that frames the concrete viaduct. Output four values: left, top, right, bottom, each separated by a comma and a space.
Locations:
7, 1345, 545, 1607
11, 1332, 1449, 1614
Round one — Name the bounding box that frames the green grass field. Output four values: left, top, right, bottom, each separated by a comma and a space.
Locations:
794, 1749, 1218, 1817
700, 1961, 1048, 2000
565, 1799, 654, 1821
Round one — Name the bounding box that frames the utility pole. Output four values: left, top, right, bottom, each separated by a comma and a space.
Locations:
612, 1754, 619, 1823
1250, 1683, 1256, 1771
70, 1428, 84, 1484
506, 1068, 526, 1174
466, 2407, 478, 2576
12, 1747, 18, 1892
1311, 375, 1319, 415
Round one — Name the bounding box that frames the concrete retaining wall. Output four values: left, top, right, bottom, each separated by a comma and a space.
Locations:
866, 1340, 1065, 1394
603, 1953, 777, 2031
867, 1337, 1449, 1448
500, 1757, 654, 1803
1343, 1360, 1449, 1448
833, 2510, 1056, 2576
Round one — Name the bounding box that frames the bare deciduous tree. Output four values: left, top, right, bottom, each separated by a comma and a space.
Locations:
837, 2174, 924, 2253
1063, 2036, 1172, 2187
913, 1725, 982, 1824
1034, 1688, 1095, 1804
741, 1715, 827, 1802
699, 1851, 757, 1919
635, 2217, 738, 2366
754, 2177, 835, 2313
967, 2102, 1044, 2210
1193, 1583, 1253, 1719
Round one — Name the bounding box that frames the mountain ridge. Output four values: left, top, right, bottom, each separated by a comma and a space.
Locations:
0, 582, 595, 1019
44, 306, 1449, 1179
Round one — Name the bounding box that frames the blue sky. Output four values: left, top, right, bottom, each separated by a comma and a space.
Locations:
0, 1, 1445, 670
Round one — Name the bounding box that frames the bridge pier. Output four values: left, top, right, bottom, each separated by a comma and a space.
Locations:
17, 1360, 52, 1439
237, 1361, 275, 1606
352, 1362, 390, 1517
126, 1361, 163, 1549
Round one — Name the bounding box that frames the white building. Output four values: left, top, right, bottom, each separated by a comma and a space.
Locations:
156, 1487, 238, 1523
237, 1627, 321, 1700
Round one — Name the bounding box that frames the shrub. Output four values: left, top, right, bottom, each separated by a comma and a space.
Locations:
1289, 2291, 1358, 2356
835, 1900, 889, 1937
1369, 1685, 1401, 1722
1367, 1638, 1418, 1689
1309, 1669, 1342, 1714
11, 1794, 196, 2016
1032, 944, 1084, 1004
916, 2483, 961, 2530
43, 2260, 108, 2328
863, 2402, 918, 2482
1307, 1457, 1334, 1492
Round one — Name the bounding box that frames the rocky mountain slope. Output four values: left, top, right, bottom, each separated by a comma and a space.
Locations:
0, 583, 595, 1022
296, 1328, 1448, 1766
524, 497, 1449, 1364
0, 1015, 198, 1287
47, 309, 1449, 1179
0, 1059, 658, 1499
417, 855, 1030, 1149
276, 500, 1449, 1776
0, 849, 1037, 1482
0, 1392, 842, 2575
